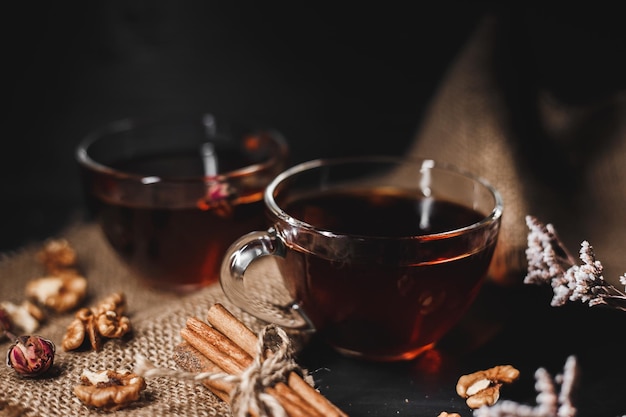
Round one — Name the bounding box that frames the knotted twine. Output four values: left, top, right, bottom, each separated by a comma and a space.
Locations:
134, 323, 312, 417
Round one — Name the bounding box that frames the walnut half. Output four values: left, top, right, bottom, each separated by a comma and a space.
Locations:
456, 365, 520, 409
36, 238, 78, 274
74, 369, 146, 411
62, 292, 131, 351
0, 300, 45, 334
26, 273, 87, 314
26, 238, 87, 314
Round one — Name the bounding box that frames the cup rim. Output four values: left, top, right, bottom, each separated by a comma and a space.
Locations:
264, 155, 503, 241
75, 114, 289, 183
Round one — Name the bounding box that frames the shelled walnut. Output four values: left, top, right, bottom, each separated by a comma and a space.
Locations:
74, 369, 146, 411
27, 239, 87, 314
36, 238, 78, 274
26, 273, 87, 314
62, 292, 131, 351
456, 365, 520, 409
0, 300, 45, 334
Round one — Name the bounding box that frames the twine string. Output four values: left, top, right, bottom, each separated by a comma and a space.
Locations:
134, 324, 308, 417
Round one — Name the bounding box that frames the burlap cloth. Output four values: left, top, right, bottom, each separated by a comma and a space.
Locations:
0, 222, 267, 416
2, 13, 626, 417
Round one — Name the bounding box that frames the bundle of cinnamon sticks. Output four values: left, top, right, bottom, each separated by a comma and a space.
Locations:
173, 303, 348, 417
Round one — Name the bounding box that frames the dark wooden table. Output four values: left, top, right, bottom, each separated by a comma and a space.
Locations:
300, 281, 626, 417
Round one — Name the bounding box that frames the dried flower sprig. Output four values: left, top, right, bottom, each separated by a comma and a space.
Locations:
473, 355, 579, 417
524, 215, 626, 312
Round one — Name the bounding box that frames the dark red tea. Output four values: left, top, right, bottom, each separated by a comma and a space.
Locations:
278, 189, 497, 361
82, 149, 270, 291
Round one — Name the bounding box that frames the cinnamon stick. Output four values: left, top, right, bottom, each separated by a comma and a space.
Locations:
206, 302, 259, 355
182, 316, 326, 417
206, 303, 348, 417
173, 342, 233, 402
265, 385, 317, 417
271, 382, 328, 417
182, 318, 251, 374
176, 337, 319, 416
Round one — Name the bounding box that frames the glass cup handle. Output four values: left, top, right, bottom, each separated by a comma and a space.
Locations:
219, 228, 313, 330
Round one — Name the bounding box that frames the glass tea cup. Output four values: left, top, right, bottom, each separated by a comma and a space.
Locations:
220, 156, 503, 361
76, 114, 288, 292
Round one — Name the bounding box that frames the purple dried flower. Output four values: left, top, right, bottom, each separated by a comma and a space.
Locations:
524, 216, 577, 287
6, 335, 55, 377
525, 215, 626, 312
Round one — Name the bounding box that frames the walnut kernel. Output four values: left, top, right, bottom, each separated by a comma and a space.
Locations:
62, 293, 130, 351
456, 365, 520, 409
36, 238, 78, 274
96, 311, 131, 339
26, 273, 87, 313
465, 385, 501, 408
74, 369, 146, 411
62, 316, 88, 351
0, 301, 45, 334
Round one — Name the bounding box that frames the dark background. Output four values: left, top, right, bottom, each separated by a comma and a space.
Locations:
2, 4, 626, 416
2, 2, 625, 252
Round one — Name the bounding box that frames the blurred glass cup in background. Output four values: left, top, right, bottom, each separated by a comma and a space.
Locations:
220, 156, 503, 361
76, 114, 288, 292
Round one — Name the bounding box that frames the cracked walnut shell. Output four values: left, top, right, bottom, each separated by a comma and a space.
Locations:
74, 369, 146, 411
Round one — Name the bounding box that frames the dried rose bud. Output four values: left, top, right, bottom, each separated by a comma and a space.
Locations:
6, 335, 55, 377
